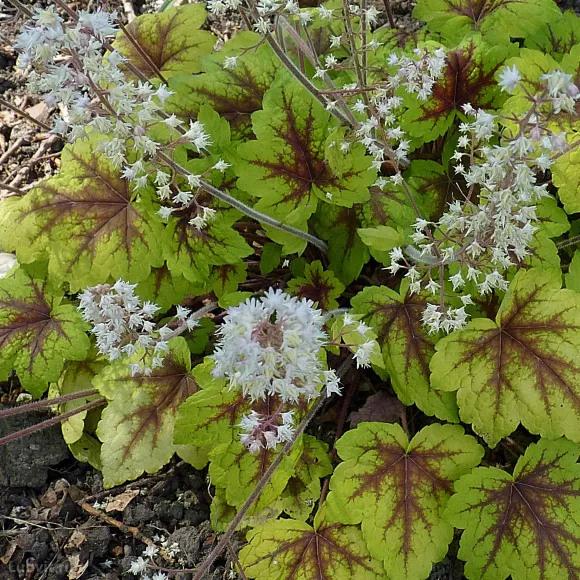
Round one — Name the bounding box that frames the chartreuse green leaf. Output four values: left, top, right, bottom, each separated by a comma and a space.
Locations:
0, 265, 89, 397
51, 348, 106, 445
165, 211, 252, 286
137, 265, 205, 312
402, 40, 515, 143
566, 250, 580, 292
446, 438, 580, 580
278, 435, 333, 521
326, 423, 483, 580
287, 260, 345, 311
113, 4, 215, 79
259, 242, 282, 276
0, 136, 167, 291
168, 32, 280, 141
431, 268, 580, 447
209, 436, 304, 514
236, 69, 375, 253
209, 262, 248, 297
357, 225, 406, 265
413, 0, 561, 45
524, 10, 580, 61
351, 286, 459, 422
553, 147, 580, 214
94, 338, 200, 487
239, 507, 385, 580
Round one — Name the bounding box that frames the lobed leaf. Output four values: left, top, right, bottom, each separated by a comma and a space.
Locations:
0, 136, 167, 291
168, 32, 280, 141
446, 437, 580, 580
402, 40, 514, 143
326, 422, 483, 580
351, 285, 459, 422
113, 4, 215, 79
236, 69, 375, 253
413, 0, 562, 45
94, 338, 199, 487
239, 510, 385, 580
0, 266, 89, 397
286, 260, 345, 311
431, 268, 580, 446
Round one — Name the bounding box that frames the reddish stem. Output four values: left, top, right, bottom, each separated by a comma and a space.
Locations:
0, 398, 106, 447
0, 389, 99, 418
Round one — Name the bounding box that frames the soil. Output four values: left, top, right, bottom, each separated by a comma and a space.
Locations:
0, 0, 568, 578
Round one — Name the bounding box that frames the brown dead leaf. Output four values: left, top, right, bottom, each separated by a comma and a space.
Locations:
40, 489, 59, 508
105, 489, 139, 513
24, 102, 50, 124
0, 541, 17, 565
348, 391, 405, 427
65, 530, 86, 551
67, 553, 89, 580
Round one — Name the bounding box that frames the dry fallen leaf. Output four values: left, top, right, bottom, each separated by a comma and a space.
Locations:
65, 530, 86, 551
348, 391, 405, 427
105, 489, 139, 512
0, 541, 17, 565
67, 553, 89, 580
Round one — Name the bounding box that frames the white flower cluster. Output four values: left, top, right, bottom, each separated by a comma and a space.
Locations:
238, 409, 295, 454
387, 67, 580, 334
211, 289, 333, 402
387, 47, 447, 101
128, 537, 180, 579
15, 6, 222, 232
211, 289, 342, 452
78, 280, 199, 375
343, 48, 446, 174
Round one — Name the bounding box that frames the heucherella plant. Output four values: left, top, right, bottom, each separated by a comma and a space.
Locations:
3, 0, 580, 578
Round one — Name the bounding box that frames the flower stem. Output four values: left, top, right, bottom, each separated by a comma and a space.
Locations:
156, 151, 329, 254
191, 395, 327, 580
0, 388, 99, 418
0, 398, 106, 447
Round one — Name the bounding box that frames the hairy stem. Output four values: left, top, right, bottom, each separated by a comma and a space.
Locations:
0, 398, 106, 447
0, 98, 52, 131
157, 151, 329, 254
192, 395, 327, 580
0, 389, 99, 418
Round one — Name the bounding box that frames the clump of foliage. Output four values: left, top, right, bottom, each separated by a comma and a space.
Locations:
2, 0, 580, 577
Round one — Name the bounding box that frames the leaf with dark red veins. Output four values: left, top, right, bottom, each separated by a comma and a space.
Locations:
0, 265, 90, 397
351, 285, 459, 422
239, 508, 385, 580
168, 32, 280, 141
446, 437, 580, 580
431, 268, 580, 447
165, 212, 253, 286
209, 262, 248, 298
525, 10, 580, 62
137, 265, 206, 312
94, 338, 199, 487
209, 435, 304, 514
326, 423, 483, 580
287, 260, 345, 311
236, 69, 375, 253
402, 40, 515, 143
113, 4, 215, 79
0, 136, 167, 292
405, 160, 466, 221
413, 0, 561, 45
174, 359, 313, 513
